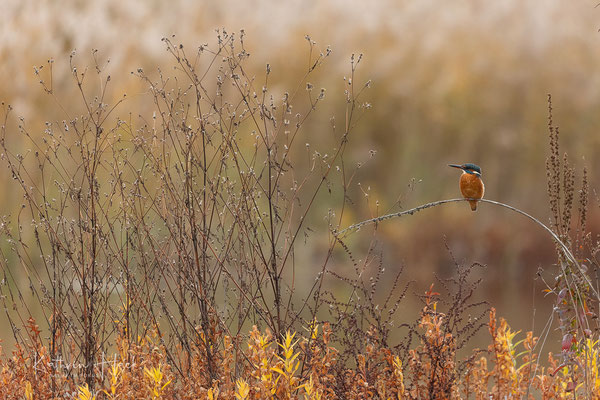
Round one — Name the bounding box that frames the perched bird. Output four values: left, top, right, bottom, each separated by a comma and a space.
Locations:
449, 163, 485, 211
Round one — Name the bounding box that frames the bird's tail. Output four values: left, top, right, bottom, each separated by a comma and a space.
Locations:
469, 200, 478, 211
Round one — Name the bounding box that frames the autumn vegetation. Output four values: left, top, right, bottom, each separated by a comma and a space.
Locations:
0, 30, 599, 399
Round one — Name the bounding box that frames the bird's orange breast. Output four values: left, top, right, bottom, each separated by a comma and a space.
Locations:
459, 172, 485, 199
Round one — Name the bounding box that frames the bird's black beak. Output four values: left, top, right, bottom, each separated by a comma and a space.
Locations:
448, 164, 463, 170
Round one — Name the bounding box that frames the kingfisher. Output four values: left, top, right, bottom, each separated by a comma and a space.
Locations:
449, 163, 485, 211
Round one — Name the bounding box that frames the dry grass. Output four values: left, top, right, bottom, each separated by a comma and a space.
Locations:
1, 297, 598, 398
4, 1, 600, 334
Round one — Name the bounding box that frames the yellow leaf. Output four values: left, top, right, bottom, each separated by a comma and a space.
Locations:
24, 381, 33, 400
76, 384, 96, 400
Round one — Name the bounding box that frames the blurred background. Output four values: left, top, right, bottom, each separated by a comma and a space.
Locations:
2, 0, 600, 353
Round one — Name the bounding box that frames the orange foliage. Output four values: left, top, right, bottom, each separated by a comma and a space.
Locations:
1, 308, 599, 399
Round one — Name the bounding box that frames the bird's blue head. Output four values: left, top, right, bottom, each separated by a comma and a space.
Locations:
448, 163, 482, 176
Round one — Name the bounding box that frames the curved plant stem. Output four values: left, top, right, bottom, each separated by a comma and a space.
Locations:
334, 198, 597, 298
